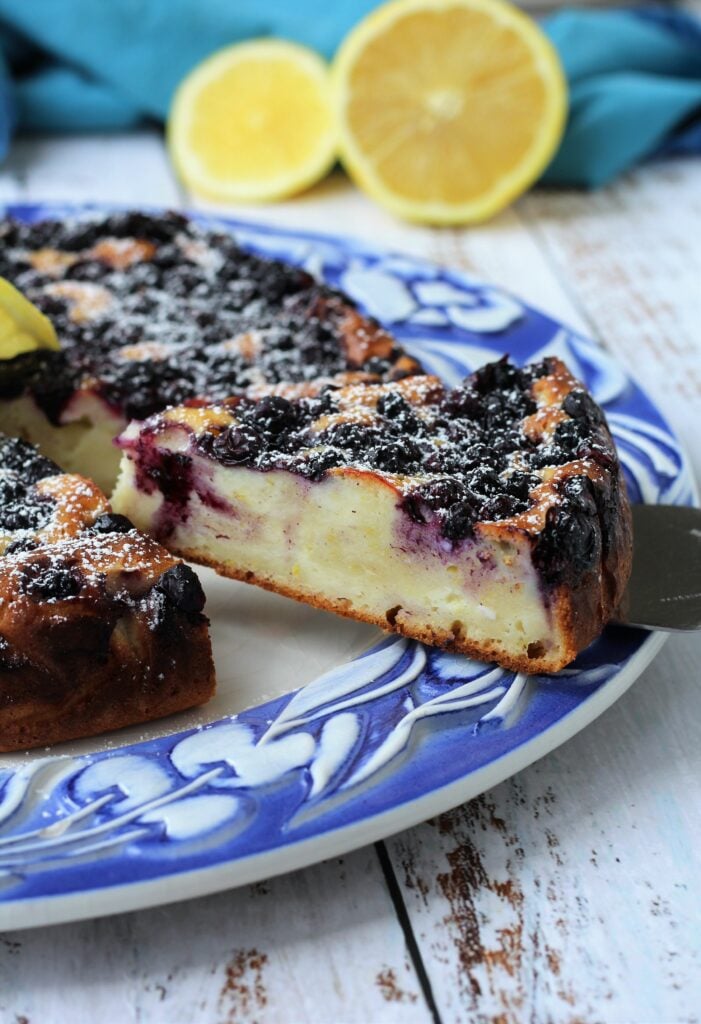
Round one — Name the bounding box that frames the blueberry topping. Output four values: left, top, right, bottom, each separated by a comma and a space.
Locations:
367, 439, 422, 474
576, 440, 617, 470
245, 395, 299, 435
3, 537, 38, 556
0, 211, 418, 424
156, 563, 206, 615
505, 471, 539, 501
0, 499, 52, 533
400, 478, 467, 524
21, 561, 84, 601
0, 436, 58, 483
534, 501, 601, 583
442, 499, 480, 541
200, 424, 261, 466
473, 355, 526, 394
190, 355, 616, 546
480, 493, 523, 520
563, 389, 604, 425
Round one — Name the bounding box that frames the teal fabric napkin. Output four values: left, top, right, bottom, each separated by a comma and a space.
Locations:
542, 9, 701, 185
0, 2, 699, 188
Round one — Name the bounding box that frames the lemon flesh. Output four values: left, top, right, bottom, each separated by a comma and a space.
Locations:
334, 0, 567, 224
169, 40, 337, 203
0, 278, 59, 359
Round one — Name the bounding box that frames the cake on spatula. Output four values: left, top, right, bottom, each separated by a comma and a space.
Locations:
112, 356, 632, 674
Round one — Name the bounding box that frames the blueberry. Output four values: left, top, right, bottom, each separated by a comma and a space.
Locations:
465, 466, 502, 497
205, 424, 260, 466
492, 428, 527, 456
470, 358, 523, 393
322, 422, 380, 457
563, 389, 604, 426
559, 475, 597, 516
246, 396, 299, 435
365, 356, 391, 377
576, 440, 617, 471
533, 502, 601, 583
157, 563, 206, 615
368, 439, 421, 473
505, 471, 539, 501
440, 385, 483, 421
299, 388, 338, 421
480, 493, 523, 521
554, 417, 589, 452
530, 443, 571, 470
377, 392, 410, 420
0, 476, 23, 506
442, 499, 479, 541
401, 478, 467, 523
460, 443, 499, 472
91, 513, 135, 534
59, 222, 101, 251
529, 357, 558, 380
0, 500, 52, 533
21, 561, 84, 601
3, 537, 38, 556
292, 447, 342, 481
67, 259, 109, 282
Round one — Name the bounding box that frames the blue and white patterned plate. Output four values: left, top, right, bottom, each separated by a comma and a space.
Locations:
0, 203, 694, 930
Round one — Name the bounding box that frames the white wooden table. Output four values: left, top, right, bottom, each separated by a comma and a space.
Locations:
0, 131, 699, 1024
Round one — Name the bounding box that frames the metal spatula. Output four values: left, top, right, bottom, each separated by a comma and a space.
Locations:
619, 505, 701, 631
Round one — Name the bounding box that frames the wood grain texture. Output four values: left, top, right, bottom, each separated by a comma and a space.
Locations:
520, 162, 701, 484
0, 848, 429, 1024
387, 631, 701, 1024
0, 133, 698, 1024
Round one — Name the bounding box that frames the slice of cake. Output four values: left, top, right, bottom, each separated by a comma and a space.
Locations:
0, 436, 215, 751
112, 356, 632, 674
0, 211, 421, 492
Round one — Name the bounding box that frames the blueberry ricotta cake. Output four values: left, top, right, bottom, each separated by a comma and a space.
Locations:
112, 356, 632, 674
0, 211, 420, 492
0, 436, 215, 751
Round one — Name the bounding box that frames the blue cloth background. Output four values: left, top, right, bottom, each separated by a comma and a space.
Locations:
0, 1, 699, 188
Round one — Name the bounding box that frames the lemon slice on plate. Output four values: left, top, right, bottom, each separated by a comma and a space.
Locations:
0, 278, 59, 359
333, 0, 567, 224
169, 39, 337, 203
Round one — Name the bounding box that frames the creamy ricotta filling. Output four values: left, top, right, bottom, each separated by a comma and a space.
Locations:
112, 432, 561, 665
0, 393, 125, 493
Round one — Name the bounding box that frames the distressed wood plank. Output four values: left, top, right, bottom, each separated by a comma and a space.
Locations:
387, 631, 701, 1024
519, 160, 701, 483
0, 129, 183, 206
0, 848, 429, 1024
384, 158, 701, 1024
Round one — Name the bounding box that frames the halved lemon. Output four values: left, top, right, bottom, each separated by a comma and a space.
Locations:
333, 0, 567, 224
169, 40, 337, 203
0, 278, 59, 359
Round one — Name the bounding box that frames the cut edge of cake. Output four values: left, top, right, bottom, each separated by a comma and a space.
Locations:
111, 357, 633, 675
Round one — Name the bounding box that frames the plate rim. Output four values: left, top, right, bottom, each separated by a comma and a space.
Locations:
1, 631, 668, 931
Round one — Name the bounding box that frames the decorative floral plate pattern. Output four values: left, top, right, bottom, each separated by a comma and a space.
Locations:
0, 203, 694, 929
